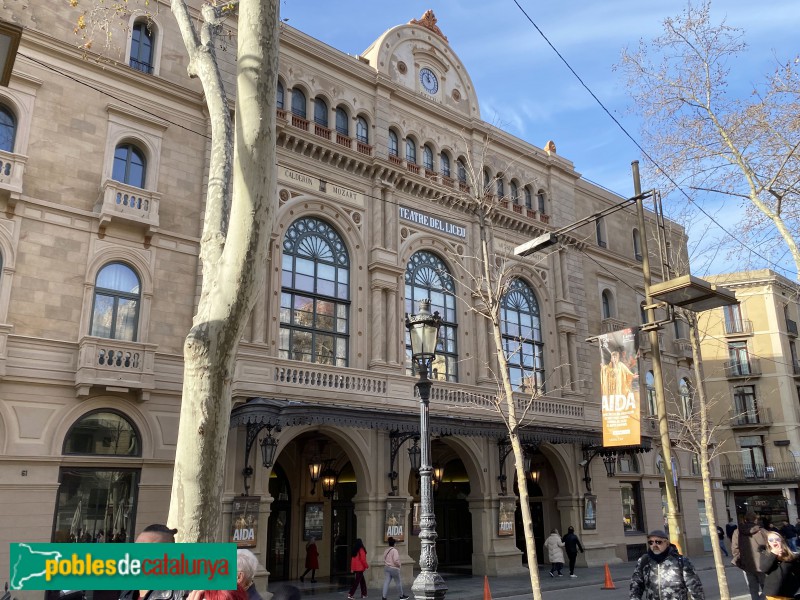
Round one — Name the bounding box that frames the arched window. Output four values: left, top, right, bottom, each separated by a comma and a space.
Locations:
524, 187, 533, 210
596, 217, 607, 248
64, 410, 141, 456
457, 159, 467, 183
314, 97, 328, 127
275, 81, 286, 110
601, 290, 613, 319
633, 229, 643, 261
130, 20, 154, 74
440, 153, 450, 177
91, 263, 141, 341
335, 107, 348, 136
356, 117, 368, 144
406, 138, 417, 164
388, 130, 398, 157
679, 378, 693, 417
291, 89, 306, 118
646, 371, 656, 416
276, 81, 284, 110
405, 251, 457, 381
483, 169, 492, 194
537, 189, 546, 214
510, 182, 519, 204
617, 451, 640, 473
54, 410, 141, 543
423, 145, 434, 170
112, 144, 146, 188
280, 218, 350, 366
0, 104, 16, 152
496, 178, 505, 198
501, 279, 545, 392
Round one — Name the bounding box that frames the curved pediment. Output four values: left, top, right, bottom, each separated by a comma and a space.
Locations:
361, 11, 480, 120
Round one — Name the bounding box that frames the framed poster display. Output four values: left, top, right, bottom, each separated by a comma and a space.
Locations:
384, 498, 406, 541
304, 502, 324, 541
230, 496, 260, 548
498, 499, 515, 536
583, 494, 597, 530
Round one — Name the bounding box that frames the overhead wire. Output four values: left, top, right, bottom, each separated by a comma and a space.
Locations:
510, 0, 795, 280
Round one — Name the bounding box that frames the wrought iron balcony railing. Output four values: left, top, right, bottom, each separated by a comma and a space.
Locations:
724, 358, 761, 378
724, 319, 753, 336
729, 406, 771, 427
721, 462, 800, 483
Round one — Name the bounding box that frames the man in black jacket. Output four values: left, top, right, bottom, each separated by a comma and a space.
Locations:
561, 526, 584, 578
725, 518, 738, 543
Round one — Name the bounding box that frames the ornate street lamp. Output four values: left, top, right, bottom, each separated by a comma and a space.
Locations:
260, 432, 278, 468
603, 454, 617, 478
308, 457, 323, 495
321, 463, 338, 499
0, 20, 23, 87
406, 299, 447, 600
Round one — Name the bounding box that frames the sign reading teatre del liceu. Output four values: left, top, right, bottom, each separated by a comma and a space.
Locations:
399, 206, 467, 239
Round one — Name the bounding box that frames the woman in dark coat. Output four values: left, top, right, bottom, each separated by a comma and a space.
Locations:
759, 531, 800, 600
300, 537, 319, 583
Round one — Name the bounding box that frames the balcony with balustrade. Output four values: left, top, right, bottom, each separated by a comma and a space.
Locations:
724, 357, 761, 378
75, 336, 157, 401
0, 148, 27, 208
601, 318, 628, 333
729, 406, 771, 428
96, 179, 160, 237
724, 319, 753, 336
721, 462, 800, 483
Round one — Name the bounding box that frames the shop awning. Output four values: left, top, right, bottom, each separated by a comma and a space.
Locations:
230, 397, 604, 446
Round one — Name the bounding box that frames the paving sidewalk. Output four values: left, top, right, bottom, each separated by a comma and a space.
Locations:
269, 555, 749, 600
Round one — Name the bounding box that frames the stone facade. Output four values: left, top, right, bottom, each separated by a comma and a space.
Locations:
0, 3, 724, 593
701, 270, 800, 526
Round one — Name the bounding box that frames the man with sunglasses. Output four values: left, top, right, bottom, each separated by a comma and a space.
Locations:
630, 530, 704, 600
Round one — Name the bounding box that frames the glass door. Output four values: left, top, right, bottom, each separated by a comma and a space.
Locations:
267, 466, 291, 581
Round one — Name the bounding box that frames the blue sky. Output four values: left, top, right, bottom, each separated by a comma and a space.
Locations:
281, 1, 799, 278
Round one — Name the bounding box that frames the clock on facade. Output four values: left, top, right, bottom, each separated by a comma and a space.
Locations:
419, 68, 439, 94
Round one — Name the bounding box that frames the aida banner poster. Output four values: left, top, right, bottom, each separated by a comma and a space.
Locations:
599, 327, 641, 447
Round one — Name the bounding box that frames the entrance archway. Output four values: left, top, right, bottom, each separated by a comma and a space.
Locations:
266, 464, 291, 581
433, 456, 473, 570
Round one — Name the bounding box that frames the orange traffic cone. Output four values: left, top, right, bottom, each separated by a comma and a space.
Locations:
483, 575, 492, 600
601, 563, 616, 590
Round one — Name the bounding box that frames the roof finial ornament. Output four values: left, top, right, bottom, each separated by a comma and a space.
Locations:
409, 10, 448, 43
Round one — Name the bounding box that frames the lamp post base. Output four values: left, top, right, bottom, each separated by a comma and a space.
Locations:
412, 571, 448, 600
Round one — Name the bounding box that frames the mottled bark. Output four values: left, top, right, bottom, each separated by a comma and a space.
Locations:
167, 0, 279, 542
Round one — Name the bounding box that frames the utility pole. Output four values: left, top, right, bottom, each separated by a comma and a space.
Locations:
632, 160, 684, 552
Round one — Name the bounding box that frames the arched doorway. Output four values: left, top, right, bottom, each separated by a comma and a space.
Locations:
514, 477, 545, 564
267, 464, 291, 581
433, 457, 472, 570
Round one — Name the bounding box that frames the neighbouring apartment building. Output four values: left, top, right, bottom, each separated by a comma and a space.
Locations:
0, 3, 725, 592
700, 270, 800, 527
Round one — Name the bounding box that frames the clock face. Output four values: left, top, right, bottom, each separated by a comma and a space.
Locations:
419, 68, 439, 94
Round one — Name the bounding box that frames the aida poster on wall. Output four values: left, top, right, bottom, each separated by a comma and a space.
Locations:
599, 327, 641, 447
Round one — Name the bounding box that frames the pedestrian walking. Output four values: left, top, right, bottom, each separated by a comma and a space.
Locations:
561, 526, 584, 578
717, 525, 729, 557
544, 528, 565, 577
726, 517, 738, 543
300, 537, 319, 583
758, 531, 800, 600
381, 537, 408, 600
778, 521, 798, 553
732, 510, 771, 600
348, 538, 369, 600
630, 529, 705, 600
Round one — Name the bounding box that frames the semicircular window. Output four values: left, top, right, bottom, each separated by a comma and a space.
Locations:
405, 251, 457, 381
501, 279, 544, 393
280, 217, 350, 366
63, 410, 141, 456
